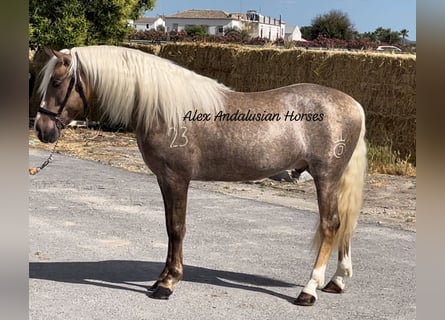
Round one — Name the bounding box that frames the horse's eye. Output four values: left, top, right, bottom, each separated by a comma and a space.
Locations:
51, 79, 62, 88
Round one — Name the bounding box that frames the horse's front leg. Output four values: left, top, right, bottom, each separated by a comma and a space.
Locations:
149, 175, 189, 299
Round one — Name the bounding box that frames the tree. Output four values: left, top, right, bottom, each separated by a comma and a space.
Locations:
185, 25, 208, 37
224, 26, 249, 39
372, 27, 401, 44
310, 10, 356, 40
388, 31, 402, 44
131, 0, 157, 20
29, 0, 89, 49
29, 0, 157, 49
299, 26, 313, 40
224, 26, 245, 36
400, 29, 409, 44
360, 31, 377, 42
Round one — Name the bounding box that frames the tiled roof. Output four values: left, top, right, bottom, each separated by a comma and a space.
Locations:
134, 17, 159, 24
167, 9, 231, 19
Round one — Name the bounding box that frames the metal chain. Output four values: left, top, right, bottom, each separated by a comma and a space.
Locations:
29, 135, 61, 175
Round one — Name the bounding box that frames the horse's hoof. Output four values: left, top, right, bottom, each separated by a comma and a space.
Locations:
148, 281, 160, 291
294, 292, 316, 306
148, 286, 173, 300
322, 280, 344, 294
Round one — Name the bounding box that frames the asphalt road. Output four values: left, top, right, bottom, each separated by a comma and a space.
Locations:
29, 148, 415, 320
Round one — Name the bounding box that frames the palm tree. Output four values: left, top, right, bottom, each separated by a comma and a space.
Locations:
400, 29, 409, 44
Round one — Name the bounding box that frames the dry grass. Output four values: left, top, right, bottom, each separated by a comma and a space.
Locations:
29, 128, 149, 174
367, 144, 416, 176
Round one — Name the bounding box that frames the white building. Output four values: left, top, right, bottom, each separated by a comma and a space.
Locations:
131, 17, 166, 31
164, 9, 285, 41
284, 25, 304, 41
244, 10, 285, 41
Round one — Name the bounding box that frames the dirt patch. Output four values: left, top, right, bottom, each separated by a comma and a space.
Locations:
29, 128, 416, 232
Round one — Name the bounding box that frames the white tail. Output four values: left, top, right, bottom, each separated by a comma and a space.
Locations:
335, 115, 367, 253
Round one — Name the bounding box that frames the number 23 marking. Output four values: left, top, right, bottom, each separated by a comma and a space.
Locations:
168, 126, 189, 148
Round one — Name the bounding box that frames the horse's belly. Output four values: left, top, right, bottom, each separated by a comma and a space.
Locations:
193, 141, 303, 181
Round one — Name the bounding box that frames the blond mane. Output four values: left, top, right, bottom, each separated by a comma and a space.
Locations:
39, 45, 231, 130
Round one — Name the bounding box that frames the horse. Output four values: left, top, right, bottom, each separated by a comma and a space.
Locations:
34, 45, 367, 306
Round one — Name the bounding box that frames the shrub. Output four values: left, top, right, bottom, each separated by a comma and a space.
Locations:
128, 29, 414, 52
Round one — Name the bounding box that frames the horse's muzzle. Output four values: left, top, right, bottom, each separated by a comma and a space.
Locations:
35, 116, 60, 143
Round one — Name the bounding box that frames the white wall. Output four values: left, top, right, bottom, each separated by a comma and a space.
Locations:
163, 16, 286, 40
257, 23, 285, 40
133, 18, 165, 31
165, 18, 233, 35
285, 26, 303, 41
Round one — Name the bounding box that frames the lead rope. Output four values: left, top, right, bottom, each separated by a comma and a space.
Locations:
29, 135, 61, 175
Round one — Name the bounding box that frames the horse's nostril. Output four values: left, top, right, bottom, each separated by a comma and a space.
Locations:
36, 129, 48, 143
36, 126, 58, 144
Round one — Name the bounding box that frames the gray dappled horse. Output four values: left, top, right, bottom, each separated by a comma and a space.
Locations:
34, 46, 367, 306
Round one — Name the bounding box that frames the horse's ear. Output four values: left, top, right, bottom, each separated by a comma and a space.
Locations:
44, 48, 71, 66
43, 47, 55, 57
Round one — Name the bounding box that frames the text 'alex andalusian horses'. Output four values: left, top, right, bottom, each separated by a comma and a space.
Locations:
34, 45, 367, 306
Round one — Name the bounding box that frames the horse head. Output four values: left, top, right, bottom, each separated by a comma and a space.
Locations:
34, 48, 89, 143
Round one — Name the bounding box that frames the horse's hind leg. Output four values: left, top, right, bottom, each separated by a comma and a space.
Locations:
295, 178, 340, 306
322, 245, 352, 293
149, 175, 189, 299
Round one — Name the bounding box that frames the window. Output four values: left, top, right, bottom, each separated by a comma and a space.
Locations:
218, 26, 224, 34
173, 23, 178, 31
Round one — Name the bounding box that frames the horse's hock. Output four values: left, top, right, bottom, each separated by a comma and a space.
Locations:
29, 43, 416, 162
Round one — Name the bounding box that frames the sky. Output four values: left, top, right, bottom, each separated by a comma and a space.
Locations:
146, 0, 416, 40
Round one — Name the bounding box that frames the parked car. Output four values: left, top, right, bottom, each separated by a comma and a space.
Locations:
375, 45, 402, 53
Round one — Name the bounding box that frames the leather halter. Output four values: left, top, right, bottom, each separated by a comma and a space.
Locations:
38, 71, 89, 128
